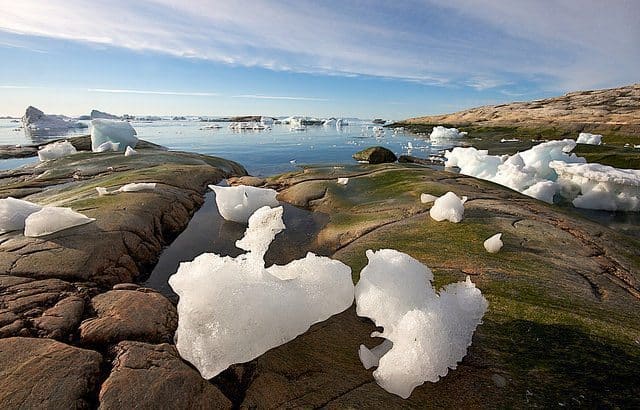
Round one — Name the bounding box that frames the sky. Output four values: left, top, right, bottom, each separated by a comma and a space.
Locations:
0, 0, 637, 118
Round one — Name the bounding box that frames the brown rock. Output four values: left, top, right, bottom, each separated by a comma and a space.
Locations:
227, 176, 266, 187
0, 337, 102, 409
80, 289, 177, 346
99, 341, 231, 409
352, 146, 397, 164
32, 296, 85, 339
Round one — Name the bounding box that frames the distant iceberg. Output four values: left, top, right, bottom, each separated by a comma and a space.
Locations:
21, 106, 87, 138
90, 109, 121, 120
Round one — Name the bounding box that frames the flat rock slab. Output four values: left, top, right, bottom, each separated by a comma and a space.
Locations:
0, 337, 102, 408
99, 341, 231, 409
80, 289, 177, 346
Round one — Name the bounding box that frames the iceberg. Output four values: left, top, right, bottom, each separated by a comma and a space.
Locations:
169, 206, 354, 379
37, 140, 77, 161
24, 207, 95, 237
429, 192, 465, 223
90, 119, 138, 152
209, 184, 279, 224
21, 106, 87, 137
0, 197, 42, 233
429, 126, 467, 141
576, 132, 602, 145
90, 109, 120, 120
355, 249, 487, 398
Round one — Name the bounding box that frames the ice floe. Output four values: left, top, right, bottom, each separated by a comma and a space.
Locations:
483, 233, 503, 253
169, 206, 354, 379
355, 249, 487, 398
209, 184, 279, 224
90, 119, 138, 152
22, 106, 86, 137
576, 132, 602, 145
429, 126, 468, 141
37, 140, 77, 161
429, 192, 466, 222
0, 197, 42, 233
24, 207, 95, 237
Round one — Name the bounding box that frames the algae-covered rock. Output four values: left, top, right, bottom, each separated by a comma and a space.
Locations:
353, 146, 397, 164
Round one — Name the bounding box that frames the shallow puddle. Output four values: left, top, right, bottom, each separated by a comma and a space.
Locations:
143, 192, 329, 301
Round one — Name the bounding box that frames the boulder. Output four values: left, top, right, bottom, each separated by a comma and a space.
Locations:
80, 289, 177, 346
352, 146, 397, 164
99, 341, 231, 409
0, 337, 102, 408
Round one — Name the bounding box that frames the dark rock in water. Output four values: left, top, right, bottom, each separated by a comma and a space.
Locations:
91, 109, 121, 120
230, 115, 262, 122
352, 146, 397, 164
99, 341, 231, 409
0, 337, 102, 408
398, 154, 441, 165
372, 118, 386, 124
80, 289, 177, 346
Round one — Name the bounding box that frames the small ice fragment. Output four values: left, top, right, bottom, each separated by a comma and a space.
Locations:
420, 193, 437, 204
500, 138, 520, 143
209, 185, 279, 224
37, 140, 77, 161
483, 233, 503, 253
0, 197, 42, 233
95, 141, 120, 152
24, 207, 95, 237
124, 146, 138, 156
430, 126, 467, 141
119, 183, 156, 192
429, 192, 465, 223
95, 187, 110, 196
576, 132, 602, 145
289, 159, 296, 164
337, 177, 349, 185
355, 249, 487, 398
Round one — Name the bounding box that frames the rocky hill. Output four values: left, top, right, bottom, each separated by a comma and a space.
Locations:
405, 84, 640, 136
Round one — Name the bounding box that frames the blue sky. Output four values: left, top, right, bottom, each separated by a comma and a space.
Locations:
0, 0, 637, 118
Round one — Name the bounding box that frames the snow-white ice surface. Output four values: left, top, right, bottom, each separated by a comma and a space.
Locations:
337, 177, 349, 185
24, 207, 95, 237
95, 141, 121, 152
420, 193, 438, 203
0, 197, 42, 233
355, 249, 487, 398
550, 161, 640, 211
483, 233, 503, 253
90, 119, 138, 152
22, 106, 86, 136
95, 183, 156, 196
576, 132, 602, 145
429, 126, 468, 141
444, 139, 585, 203
124, 146, 138, 156
209, 184, 279, 224
169, 206, 354, 379
429, 192, 465, 223
37, 140, 77, 161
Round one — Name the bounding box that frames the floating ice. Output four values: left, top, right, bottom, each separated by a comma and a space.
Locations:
429, 192, 465, 223
95, 141, 121, 153
483, 233, 503, 253
420, 193, 438, 203
445, 140, 585, 203
124, 146, 138, 156
550, 161, 640, 211
90, 119, 138, 152
337, 177, 349, 185
169, 206, 354, 379
95, 183, 156, 196
576, 132, 602, 145
22, 106, 86, 137
355, 249, 487, 398
0, 197, 42, 233
430, 126, 468, 141
24, 207, 95, 237
37, 140, 77, 161
209, 184, 279, 224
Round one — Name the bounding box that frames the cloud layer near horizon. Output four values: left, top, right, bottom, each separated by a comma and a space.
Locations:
0, 0, 637, 92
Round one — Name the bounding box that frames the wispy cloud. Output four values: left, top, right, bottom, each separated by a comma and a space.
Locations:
233, 94, 329, 102
87, 88, 219, 97
0, 85, 36, 89
0, 0, 637, 92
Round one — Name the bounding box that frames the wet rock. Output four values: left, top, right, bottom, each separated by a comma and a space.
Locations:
0, 337, 102, 408
99, 341, 231, 409
352, 146, 397, 164
32, 296, 85, 339
80, 289, 177, 346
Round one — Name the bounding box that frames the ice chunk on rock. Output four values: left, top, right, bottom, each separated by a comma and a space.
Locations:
0, 197, 42, 233
124, 146, 137, 156
24, 207, 95, 237
355, 249, 487, 398
169, 206, 354, 379
95, 141, 121, 153
37, 140, 77, 161
576, 132, 602, 145
429, 192, 465, 223
430, 126, 467, 141
483, 233, 503, 253
90, 119, 138, 152
420, 193, 437, 203
95, 183, 156, 196
337, 177, 349, 185
209, 184, 279, 224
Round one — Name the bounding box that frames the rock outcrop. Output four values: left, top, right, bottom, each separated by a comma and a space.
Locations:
352, 146, 398, 164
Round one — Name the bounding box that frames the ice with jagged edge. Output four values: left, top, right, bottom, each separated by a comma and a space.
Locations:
484, 233, 503, 253
90, 119, 138, 152
37, 140, 77, 161
209, 184, 279, 224
429, 126, 468, 141
0, 197, 42, 233
96, 183, 157, 196
429, 192, 467, 223
444, 139, 586, 204
355, 249, 487, 398
169, 206, 354, 379
576, 132, 602, 145
550, 161, 640, 211
24, 207, 95, 237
